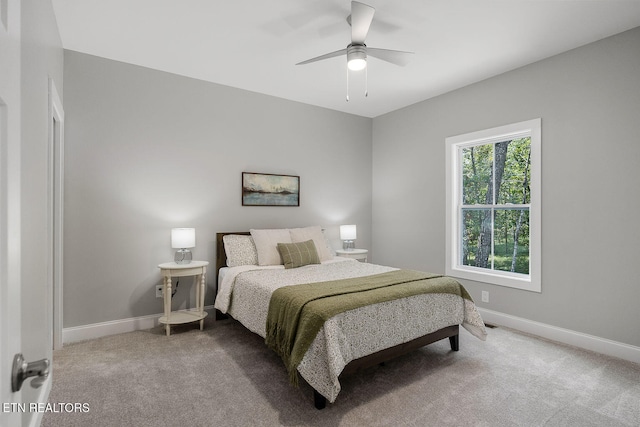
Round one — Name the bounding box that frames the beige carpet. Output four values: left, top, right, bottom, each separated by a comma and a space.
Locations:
42, 316, 640, 426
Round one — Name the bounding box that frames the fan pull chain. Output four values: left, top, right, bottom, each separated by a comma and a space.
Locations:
365, 66, 368, 97
346, 66, 368, 101
346, 67, 350, 102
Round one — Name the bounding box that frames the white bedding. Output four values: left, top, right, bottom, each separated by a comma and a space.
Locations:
214, 258, 487, 403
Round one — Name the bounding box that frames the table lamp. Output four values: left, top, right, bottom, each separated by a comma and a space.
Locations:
171, 228, 195, 264
340, 224, 357, 251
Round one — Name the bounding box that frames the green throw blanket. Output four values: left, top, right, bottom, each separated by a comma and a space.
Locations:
265, 269, 473, 384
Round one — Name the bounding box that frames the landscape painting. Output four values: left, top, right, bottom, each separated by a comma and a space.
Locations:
242, 172, 300, 206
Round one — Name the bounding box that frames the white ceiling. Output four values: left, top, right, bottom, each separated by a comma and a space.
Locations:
52, 0, 640, 118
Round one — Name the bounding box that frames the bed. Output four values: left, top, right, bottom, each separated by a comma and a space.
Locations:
213, 228, 487, 409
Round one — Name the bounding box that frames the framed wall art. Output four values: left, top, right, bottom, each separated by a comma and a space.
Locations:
242, 172, 300, 206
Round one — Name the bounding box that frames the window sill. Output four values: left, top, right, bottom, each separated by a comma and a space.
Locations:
447, 265, 541, 293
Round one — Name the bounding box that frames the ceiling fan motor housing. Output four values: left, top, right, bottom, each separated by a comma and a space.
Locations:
347, 44, 367, 70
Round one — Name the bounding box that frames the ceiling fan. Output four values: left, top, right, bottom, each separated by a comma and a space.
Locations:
296, 1, 413, 76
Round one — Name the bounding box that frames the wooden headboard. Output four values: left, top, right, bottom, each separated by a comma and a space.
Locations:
215, 232, 250, 283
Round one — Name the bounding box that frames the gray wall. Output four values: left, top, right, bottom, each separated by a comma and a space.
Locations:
63, 27, 640, 347
372, 27, 640, 347
63, 51, 373, 328
20, 0, 64, 419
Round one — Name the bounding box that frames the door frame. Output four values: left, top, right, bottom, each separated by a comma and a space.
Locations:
48, 78, 64, 350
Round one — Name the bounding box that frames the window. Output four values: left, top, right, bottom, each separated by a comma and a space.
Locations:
446, 119, 541, 292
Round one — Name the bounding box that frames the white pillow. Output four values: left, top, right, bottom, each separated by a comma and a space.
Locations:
289, 225, 333, 262
250, 228, 292, 265
223, 234, 258, 267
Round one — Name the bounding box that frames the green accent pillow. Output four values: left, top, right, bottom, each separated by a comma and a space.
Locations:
277, 240, 320, 269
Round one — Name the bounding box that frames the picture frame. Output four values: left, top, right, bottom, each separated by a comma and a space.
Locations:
242, 172, 300, 206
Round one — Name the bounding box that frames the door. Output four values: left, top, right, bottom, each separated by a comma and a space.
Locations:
1, 0, 24, 425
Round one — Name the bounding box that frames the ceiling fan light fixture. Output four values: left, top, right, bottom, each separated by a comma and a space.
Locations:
348, 57, 367, 71
347, 44, 367, 71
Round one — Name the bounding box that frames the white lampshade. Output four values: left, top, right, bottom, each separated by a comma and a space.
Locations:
171, 228, 195, 249
340, 225, 357, 241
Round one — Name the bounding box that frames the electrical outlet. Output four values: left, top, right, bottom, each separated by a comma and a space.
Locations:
481, 291, 489, 303
156, 285, 163, 298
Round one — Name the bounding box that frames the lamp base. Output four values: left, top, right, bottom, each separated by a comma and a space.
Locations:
342, 240, 355, 251
174, 249, 192, 264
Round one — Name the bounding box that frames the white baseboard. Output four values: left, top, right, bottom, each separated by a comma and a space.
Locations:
62, 306, 215, 344
63, 306, 639, 365
478, 307, 640, 365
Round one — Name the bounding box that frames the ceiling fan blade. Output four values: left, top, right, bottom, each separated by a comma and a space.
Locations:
350, 1, 375, 44
367, 48, 414, 66
296, 48, 347, 66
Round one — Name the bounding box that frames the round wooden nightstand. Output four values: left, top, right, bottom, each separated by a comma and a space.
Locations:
335, 249, 368, 262
157, 261, 209, 336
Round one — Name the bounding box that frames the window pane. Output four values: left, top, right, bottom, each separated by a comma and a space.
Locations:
493, 209, 529, 274
461, 208, 492, 269
462, 144, 493, 205
497, 138, 531, 205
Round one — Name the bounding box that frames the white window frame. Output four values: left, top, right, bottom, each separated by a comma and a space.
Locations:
445, 119, 541, 292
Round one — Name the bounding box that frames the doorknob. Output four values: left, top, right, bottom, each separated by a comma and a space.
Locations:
11, 353, 50, 392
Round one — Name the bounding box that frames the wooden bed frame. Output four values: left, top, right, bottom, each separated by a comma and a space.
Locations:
215, 232, 459, 409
